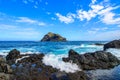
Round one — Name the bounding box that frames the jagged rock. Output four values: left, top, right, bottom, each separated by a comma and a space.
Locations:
0, 73, 13, 80
5, 49, 88, 80
6, 49, 20, 61
6, 49, 20, 65
17, 54, 44, 63
63, 49, 120, 70
41, 32, 67, 42
104, 40, 120, 50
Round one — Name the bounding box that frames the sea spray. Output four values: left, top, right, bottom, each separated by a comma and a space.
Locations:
107, 48, 120, 59
42, 54, 80, 73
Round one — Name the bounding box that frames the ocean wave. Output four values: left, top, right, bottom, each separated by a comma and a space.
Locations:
107, 48, 120, 59
42, 54, 80, 73
80, 44, 103, 48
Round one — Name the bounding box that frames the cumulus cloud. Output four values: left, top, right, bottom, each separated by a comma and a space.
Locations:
56, 13, 75, 24
22, 0, 39, 8
16, 17, 46, 26
56, 0, 120, 25
98, 6, 120, 24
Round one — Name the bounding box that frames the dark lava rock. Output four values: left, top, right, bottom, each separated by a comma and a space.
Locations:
67, 71, 88, 80
50, 71, 88, 80
63, 49, 120, 70
18, 54, 44, 63
0, 56, 13, 80
6, 49, 20, 65
6, 49, 20, 60
5, 49, 88, 80
104, 40, 120, 50
41, 32, 67, 42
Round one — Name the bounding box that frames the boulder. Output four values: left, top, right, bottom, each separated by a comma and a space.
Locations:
63, 49, 120, 70
6, 49, 20, 61
6, 49, 20, 65
17, 54, 44, 63
104, 40, 120, 50
41, 32, 67, 42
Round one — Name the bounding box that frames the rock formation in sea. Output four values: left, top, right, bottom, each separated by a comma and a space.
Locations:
63, 49, 120, 70
41, 32, 67, 42
104, 40, 120, 50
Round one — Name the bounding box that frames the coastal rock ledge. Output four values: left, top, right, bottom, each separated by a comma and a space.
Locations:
104, 40, 120, 50
41, 32, 67, 42
63, 49, 120, 70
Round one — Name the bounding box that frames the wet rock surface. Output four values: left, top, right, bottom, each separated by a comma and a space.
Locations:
0, 56, 13, 80
6, 49, 20, 65
104, 40, 120, 50
63, 49, 120, 70
2, 49, 88, 80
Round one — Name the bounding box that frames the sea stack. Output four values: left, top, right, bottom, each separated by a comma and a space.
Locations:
41, 32, 67, 42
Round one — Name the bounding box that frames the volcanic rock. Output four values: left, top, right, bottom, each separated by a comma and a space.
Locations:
63, 49, 120, 70
104, 40, 120, 50
41, 32, 67, 42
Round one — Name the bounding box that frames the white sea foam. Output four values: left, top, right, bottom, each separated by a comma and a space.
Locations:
80, 44, 103, 48
15, 56, 29, 63
107, 48, 120, 59
42, 54, 80, 73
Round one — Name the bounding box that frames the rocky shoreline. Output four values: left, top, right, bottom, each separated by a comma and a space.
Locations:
0, 40, 120, 80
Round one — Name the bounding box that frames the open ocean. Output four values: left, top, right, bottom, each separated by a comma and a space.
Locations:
0, 41, 120, 80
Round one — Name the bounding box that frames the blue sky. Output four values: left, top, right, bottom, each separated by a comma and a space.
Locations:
0, 0, 120, 41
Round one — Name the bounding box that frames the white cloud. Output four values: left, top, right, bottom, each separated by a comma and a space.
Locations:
22, 0, 40, 8
45, 2, 48, 5
98, 6, 120, 25
92, 0, 97, 4
34, 5, 38, 8
51, 17, 56, 20
46, 12, 51, 15
88, 27, 108, 34
23, 0, 28, 4
93, 30, 120, 41
77, 4, 104, 21
56, 0, 120, 25
56, 13, 75, 24
16, 17, 46, 26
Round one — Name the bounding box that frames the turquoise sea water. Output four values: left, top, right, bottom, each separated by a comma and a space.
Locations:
0, 41, 120, 80
0, 41, 105, 55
